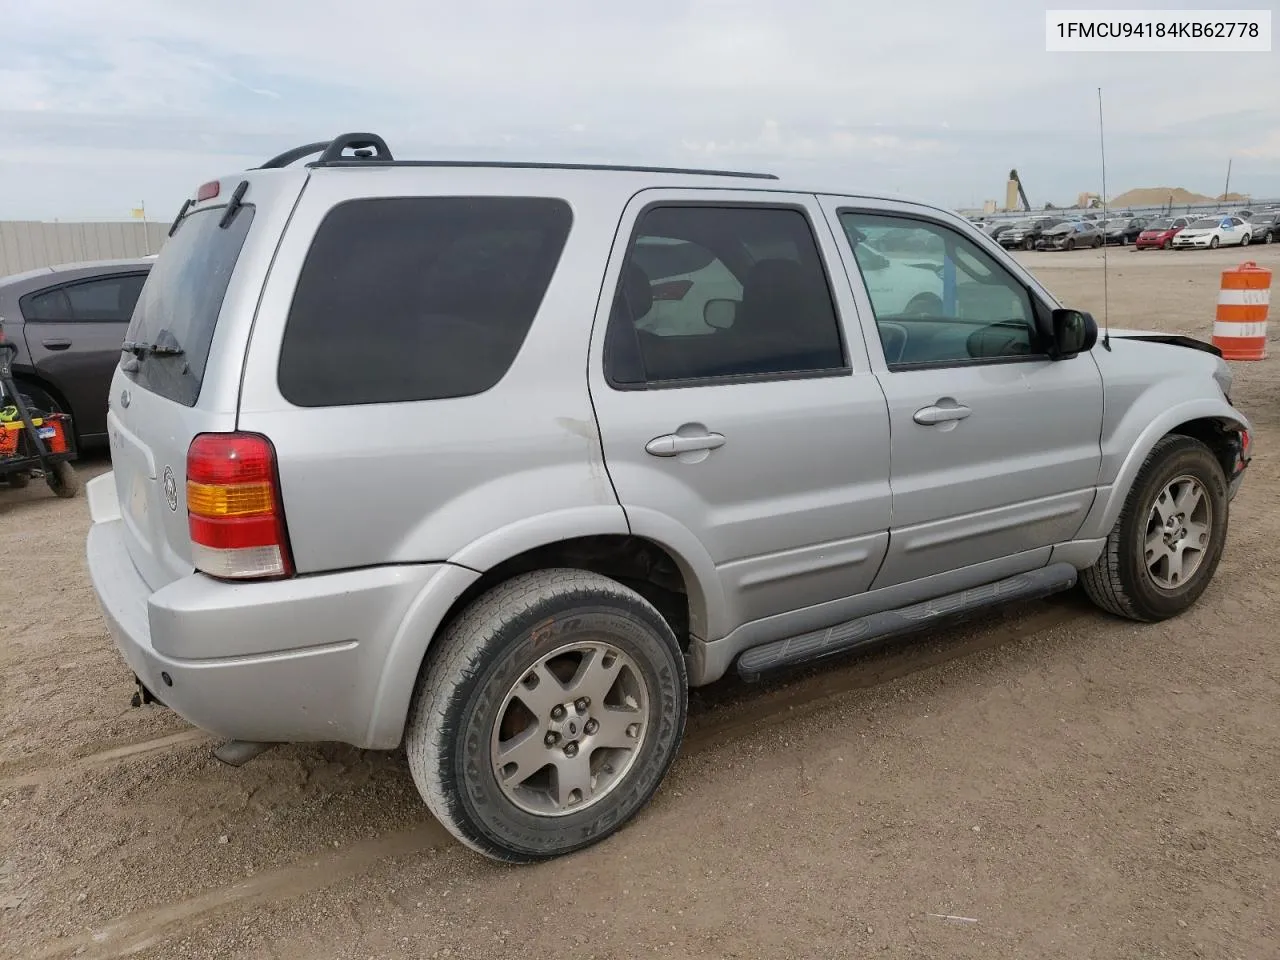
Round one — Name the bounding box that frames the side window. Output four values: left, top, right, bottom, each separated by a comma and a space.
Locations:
278, 196, 572, 407
20, 287, 73, 321
19, 274, 147, 322
605, 205, 846, 386
839, 211, 1039, 368
65, 274, 148, 321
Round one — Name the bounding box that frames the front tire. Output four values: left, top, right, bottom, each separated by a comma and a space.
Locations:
405, 569, 688, 862
1162, 239, 1172, 250
1241, 233, 1250, 247
1081, 435, 1229, 622
1210, 236, 1220, 249
1023, 237, 1034, 251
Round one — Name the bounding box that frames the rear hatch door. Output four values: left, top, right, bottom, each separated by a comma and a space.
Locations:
108, 171, 306, 591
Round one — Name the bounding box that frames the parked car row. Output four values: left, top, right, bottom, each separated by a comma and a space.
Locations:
982, 207, 1278, 253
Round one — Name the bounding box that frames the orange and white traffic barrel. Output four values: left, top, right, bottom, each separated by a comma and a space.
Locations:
1212, 261, 1271, 361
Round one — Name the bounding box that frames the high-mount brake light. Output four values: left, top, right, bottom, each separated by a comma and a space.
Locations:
186, 433, 293, 580
196, 181, 221, 202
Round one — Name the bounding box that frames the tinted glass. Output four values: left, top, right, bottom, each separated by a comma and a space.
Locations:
605, 205, 845, 385
841, 212, 1038, 367
630, 238, 717, 280
123, 206, 255, 406
19, 273, 146, 322
1146, 218, 1172, 229
278, 197, 572, 407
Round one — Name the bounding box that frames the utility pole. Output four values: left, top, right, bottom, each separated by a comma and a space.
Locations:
1222, 159, 1232, 202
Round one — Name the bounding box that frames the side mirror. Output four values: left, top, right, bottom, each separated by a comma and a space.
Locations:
1048, 308, 1097, 359
704, 299, 738, 330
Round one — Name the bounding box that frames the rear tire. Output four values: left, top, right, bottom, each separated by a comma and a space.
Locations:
46, 461, 80, 498
1081, 436, 1228, 622
405, 569, 688, 863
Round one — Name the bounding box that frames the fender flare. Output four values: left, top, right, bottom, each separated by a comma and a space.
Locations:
1080, 398, 1250, 540
362, 505, 727, 748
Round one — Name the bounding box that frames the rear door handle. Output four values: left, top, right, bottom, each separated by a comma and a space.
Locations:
42, 338, 72, 351
913, 401, 972, 425
645, 432, 727, 457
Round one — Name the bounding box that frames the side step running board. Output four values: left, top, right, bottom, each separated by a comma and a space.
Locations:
736, 562, 1079, 682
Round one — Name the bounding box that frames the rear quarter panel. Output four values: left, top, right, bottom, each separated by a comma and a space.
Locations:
235, 169, 637, 573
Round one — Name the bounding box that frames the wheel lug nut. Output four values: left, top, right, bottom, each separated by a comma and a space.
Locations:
564, 742, 579, 758
584, 719, 599, 735
550, 705, 566, 721
544, 731, 559, 746
575, 697, 590, 713
626, 723, 640, 739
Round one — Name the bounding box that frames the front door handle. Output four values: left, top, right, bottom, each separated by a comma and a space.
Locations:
645, 431, 727, 457
42, 338, 72, 351
913, 401, 972, 425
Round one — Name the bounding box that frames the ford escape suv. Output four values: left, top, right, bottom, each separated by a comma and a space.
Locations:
86, 133, 1253, 863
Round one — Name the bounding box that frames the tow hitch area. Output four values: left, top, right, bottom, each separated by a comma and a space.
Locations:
130, 675, 164, 708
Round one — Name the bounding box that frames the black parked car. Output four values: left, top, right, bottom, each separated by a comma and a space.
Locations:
1101, 216, 1148, 246
998, 217, 1067, 251
0, 257, 153, 448
1247, 211, 1277, 244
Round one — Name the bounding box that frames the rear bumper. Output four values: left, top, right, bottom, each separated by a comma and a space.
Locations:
85, 473, 454, 749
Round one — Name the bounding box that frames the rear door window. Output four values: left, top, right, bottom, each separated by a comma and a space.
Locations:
604, 204, 846, 385
277, 196, 572, 407
122, 206, 255, 406
20, 273, 147, 322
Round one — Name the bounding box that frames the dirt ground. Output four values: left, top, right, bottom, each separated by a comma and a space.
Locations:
2, 245, 1278, 960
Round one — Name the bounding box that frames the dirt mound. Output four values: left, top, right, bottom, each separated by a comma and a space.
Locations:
1111, 186, 1247, 207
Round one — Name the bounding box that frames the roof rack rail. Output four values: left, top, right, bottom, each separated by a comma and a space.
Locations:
257, 141, 330, 169
260, 132, 777, 179
255, 133, 394, 170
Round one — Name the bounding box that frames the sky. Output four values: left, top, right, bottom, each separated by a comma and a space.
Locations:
0, 0, 1276, 221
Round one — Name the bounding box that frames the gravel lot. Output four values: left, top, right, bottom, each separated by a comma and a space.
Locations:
2, 245, 1278, 960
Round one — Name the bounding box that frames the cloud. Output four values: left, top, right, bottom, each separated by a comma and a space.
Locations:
1, 0, 1277, 219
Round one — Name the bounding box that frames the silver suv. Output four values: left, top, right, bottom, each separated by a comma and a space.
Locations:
86, 133, 1253, 862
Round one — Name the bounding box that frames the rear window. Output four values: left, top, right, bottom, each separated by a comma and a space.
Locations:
277, 196, 572, 407
122, 205, 255, 406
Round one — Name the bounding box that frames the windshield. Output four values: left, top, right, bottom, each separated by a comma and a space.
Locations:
122, 205, 255, 406
1250, 213, 1276, 224
1145, 219, 1172, 230
1189, 218, 1219, 229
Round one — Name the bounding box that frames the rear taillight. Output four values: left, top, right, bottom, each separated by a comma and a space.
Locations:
650, 280, 693, 301
186, 433, 293, 580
